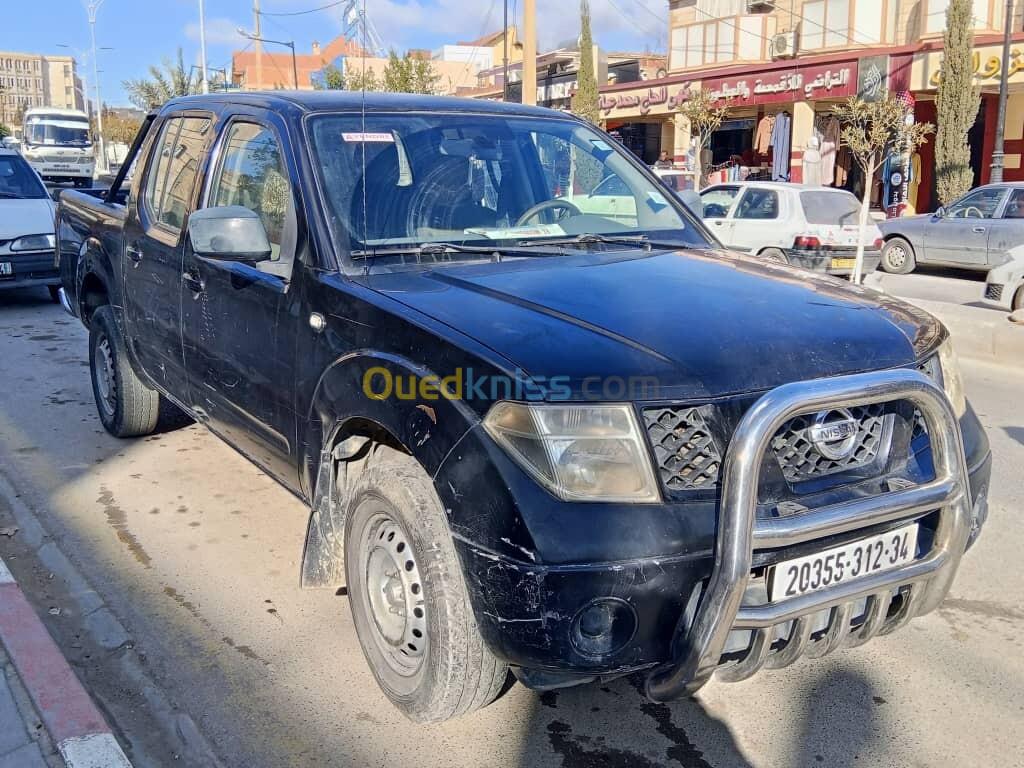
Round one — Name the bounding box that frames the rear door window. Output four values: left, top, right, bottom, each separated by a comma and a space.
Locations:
143, 115, 212, 235
799, 190, 861, 225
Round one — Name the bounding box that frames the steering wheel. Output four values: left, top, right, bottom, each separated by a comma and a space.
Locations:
963, 206, 984, 219
516, 199, 582, 227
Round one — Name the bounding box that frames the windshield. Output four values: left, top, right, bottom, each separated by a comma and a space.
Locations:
0, 154, 48, 199
308, 113, 709, 260
25, 118, 91, 147
800, 190, 861, 225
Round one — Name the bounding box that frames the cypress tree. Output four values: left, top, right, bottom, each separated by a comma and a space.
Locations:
572, 0, 600, 125
935, 0, 980, 205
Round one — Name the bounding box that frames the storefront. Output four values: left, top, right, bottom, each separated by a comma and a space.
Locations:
597, 82, 697, 165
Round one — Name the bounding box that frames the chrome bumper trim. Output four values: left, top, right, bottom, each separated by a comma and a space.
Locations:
645, 369, 970, 701
57, 287, 75, 317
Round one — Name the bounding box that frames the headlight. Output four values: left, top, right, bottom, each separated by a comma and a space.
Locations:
935, 339, 967, 418
483, 402, 660, 502
10, 234, 55, 252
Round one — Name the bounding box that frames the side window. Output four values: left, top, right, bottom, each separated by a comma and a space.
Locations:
735, 188, 779, 220
700, 186, 740, 218
143, 116, 211, 235
946, 187, 1006, 219
1000, 189, 1024, 219
209, 122, 293, 260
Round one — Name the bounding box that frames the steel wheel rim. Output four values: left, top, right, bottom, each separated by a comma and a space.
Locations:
887, 244, 907, 269
95, 335, 117, 417
361, 512, 428, 678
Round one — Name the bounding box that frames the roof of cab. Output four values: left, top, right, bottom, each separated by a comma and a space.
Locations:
161, 90, 567, 119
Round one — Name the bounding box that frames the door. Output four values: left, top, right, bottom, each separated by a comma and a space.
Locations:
730, 187, 782, 253
122, 114, 214, 396
923, 186, 1008, 266
699, 185, 741, 246
180, 113, 301, 484
985, 188, 1024, 266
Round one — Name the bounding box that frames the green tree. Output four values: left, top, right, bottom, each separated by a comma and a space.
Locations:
317, 63, 347, 90
381, 49, 439, 94
676, 88, 727, 189
571, 0, 600, 125
122, 48, 200, 110
0, 123, 9, 141
934, 0, 980, 205
833, 95, 933, 284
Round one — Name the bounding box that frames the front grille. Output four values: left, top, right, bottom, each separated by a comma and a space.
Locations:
985, 284, 1004, 301
643, 406, 723, 491
770, 404, 887, 483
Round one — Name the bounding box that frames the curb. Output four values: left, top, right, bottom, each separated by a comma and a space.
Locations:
0, 558, 132, 768
907, 298, 1024, 368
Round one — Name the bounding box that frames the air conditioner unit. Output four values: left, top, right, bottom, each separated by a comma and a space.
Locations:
770, 31, 798, 59
747, 0, 776, 11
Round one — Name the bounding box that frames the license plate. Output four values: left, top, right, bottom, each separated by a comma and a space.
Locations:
831, 258, 857, 269
768, 523, 919, 602
0, 262, 11, 277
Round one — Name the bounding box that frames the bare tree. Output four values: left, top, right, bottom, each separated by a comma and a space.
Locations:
676, 88, 727, 189
833, 95, 933, 284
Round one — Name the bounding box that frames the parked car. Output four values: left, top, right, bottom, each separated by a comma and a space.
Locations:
0, 148, 60, 301
878, 183, 1024, 274
57, 92, 990, 723
984, 243, 1024, 312
699, 181, 883, 275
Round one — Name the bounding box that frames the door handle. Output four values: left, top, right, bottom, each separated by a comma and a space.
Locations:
972, 226, 986, 233
126, 244, 143, 265
182, 270, 204, 294
713, 220, 724, 225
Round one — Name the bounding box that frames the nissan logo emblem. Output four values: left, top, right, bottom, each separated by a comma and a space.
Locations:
807, 409, 859, 460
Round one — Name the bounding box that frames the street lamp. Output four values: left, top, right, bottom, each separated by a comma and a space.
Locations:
237, 29, 299, 90
83, 0, 108, 175
198, 0, 209, 94
990, 0, 1015, 183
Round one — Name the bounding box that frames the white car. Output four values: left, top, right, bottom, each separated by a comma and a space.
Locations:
0, 148, 60, 301
699, 181, 883, 275
984, 244, 1024, 312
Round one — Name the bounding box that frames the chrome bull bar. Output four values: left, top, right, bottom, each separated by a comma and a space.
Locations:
646, 369, 971, 701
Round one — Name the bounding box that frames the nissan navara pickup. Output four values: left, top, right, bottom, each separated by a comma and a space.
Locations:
56, 93, 992, 723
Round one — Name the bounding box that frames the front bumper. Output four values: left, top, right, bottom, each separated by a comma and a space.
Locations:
784, 249, 881, 275
0, 250, 59, 290
441, 370, 990, 698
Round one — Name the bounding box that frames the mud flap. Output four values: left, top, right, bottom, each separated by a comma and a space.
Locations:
300, 437, 371, 589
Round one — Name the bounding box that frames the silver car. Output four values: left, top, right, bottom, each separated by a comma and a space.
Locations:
878, 183, 1024, 273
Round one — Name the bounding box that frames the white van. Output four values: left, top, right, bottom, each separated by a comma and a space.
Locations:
21, 107, 95, 186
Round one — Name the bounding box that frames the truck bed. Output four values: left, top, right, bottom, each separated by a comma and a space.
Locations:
57, 188, 128, 320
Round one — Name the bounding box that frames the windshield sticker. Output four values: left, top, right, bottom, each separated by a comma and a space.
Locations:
646, 191, 669, 210
342, 132, 395, 143
464, 224, 567, 239
591, 139, 612, 152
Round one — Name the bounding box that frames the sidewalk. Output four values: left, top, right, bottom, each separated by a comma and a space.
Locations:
0, 557, 131, 768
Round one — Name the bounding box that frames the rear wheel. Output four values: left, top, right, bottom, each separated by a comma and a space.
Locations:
881, 237, 916, 274
343, 447, 508, 722
760, 248, 788, 264
89, 305, 160, 437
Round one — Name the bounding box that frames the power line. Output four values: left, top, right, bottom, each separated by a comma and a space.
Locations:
259, 0, 347, 17
606, 0, 665, 47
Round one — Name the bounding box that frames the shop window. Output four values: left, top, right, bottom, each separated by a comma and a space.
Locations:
735, 188, 779, 219
801, 0, 851, 49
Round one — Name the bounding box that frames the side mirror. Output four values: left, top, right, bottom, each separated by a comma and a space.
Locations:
934, 206, 946, 218
187, 206, 271, 263
50, 188, 64, 203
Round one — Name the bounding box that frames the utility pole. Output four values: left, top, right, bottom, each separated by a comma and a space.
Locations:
85, 0, 107, 176
522, 0, 536, 106
990, 0, 1014, 183
254, 0, 262, 90
199, 0, 209, 93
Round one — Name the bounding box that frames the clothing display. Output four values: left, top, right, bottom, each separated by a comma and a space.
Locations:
769, 111, 791, 181
802, 136, 823, 187
754, 114, 775, 155
817, 116, 840, 186
906, 152, 922, 215
834, 145, 853, 189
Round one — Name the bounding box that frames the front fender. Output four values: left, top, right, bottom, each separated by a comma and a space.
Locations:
299, 351, 481, 587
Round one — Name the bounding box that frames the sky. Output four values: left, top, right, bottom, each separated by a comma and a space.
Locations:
2, 0, 669, 107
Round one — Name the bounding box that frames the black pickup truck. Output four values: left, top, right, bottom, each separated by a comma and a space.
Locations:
57, 92, 991, 723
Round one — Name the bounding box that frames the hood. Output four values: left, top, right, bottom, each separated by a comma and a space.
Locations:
366, 249, 944, 401
0, 198, 55, 240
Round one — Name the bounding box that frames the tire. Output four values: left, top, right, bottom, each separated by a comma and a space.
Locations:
1013, 286, 1024, 313
343, 447, 508, 723
881, 237, 916, 274
760, 248, 789, 264
47, 285, 60, 303
89, 305, 160, 437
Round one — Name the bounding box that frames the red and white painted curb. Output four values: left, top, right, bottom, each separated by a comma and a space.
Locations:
0, 556, 132, 768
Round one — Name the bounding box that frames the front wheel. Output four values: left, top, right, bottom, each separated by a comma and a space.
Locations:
89, 305, 160, 437
344, 447, 508, 722
881, 237, 916, 274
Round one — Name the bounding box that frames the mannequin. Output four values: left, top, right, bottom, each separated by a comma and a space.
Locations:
802, 136, 823, 187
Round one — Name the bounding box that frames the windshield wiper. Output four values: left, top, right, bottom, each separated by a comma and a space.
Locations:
515, 233, 690, 251
352, 241, 571, 261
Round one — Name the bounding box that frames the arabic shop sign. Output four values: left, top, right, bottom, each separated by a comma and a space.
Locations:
916, 43, 1024, 89
857, 56, 889, 102
598, 83, 694, 117
703, 62, 857, 107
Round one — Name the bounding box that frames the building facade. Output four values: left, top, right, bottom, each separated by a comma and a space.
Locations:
599, 0, 1024, 212
0, 51, 85, 135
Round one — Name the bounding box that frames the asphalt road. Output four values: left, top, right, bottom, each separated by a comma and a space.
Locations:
0, 287, 1022, 768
